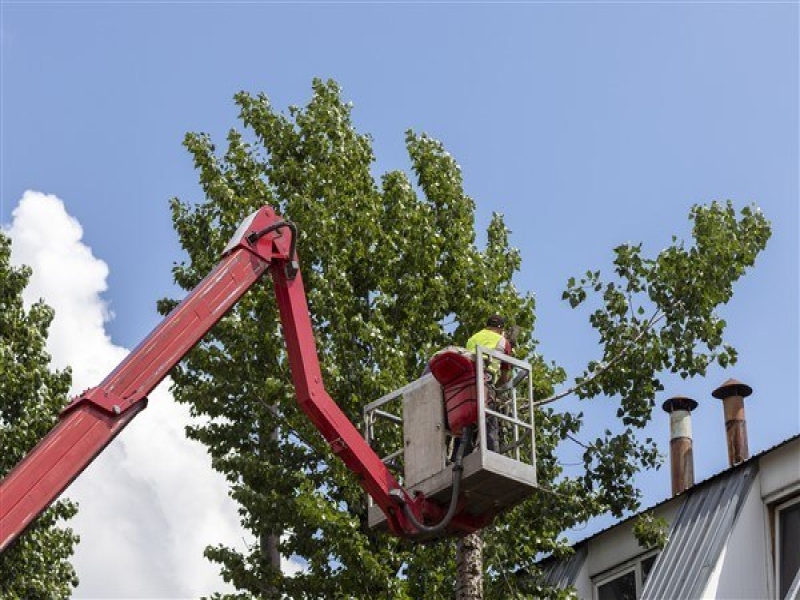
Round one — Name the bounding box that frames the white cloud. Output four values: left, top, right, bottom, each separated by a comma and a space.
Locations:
4, 191, 268, 597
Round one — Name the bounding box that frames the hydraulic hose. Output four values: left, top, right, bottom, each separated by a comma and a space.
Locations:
247, 220, 299, 278
391, 425, 473, 537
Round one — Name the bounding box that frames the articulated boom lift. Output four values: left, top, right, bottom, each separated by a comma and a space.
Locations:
0, 206, 537, 555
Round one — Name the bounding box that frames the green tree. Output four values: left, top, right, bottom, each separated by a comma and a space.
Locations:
0, 232, 79, 599
162, 79, 770, 598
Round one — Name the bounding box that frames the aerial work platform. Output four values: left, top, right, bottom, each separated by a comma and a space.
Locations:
364, 346, 538, 532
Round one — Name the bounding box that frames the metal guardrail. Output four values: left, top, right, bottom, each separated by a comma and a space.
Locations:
475, 345, 536, 468
364, 350, 536, 514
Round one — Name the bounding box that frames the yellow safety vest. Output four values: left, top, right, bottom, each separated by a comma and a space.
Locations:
466, 329, 504, 354
466, 329, 505, 377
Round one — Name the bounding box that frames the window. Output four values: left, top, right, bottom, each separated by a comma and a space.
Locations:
593, 551, 660, 600
597, 569, 636, 600
640, 554, 657, 583
776, 496, 800, 599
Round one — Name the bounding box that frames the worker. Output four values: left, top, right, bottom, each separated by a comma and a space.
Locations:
466, 315, 513, 451
466, 314, 512, 377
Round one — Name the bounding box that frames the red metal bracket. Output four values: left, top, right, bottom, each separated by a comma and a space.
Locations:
222, 206, 295, 267
329, 438, 348, 455
61, 387, 146, 417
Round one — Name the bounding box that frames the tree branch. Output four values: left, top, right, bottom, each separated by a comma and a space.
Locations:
534, 310, 665, 408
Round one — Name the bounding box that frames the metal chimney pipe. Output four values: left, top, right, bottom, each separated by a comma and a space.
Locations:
712, 378, 753, 466
662, 396, 698, 496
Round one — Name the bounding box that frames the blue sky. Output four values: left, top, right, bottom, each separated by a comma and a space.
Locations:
2, 1, 798, 596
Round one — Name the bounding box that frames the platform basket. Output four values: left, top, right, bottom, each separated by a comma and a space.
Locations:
364, 346, 537, 531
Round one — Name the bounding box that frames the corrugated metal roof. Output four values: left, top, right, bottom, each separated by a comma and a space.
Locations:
566, 432, 800, 549
533, 434, 799, 594
641, 462, 758, 599
539, 544, 587, 589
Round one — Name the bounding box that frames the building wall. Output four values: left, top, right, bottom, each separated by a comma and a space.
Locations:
587, 518, 642, 580
760, 437, 800, 501
702, 543, 728, 600
568, 501, 681, 599
759, 437, 800, 599
572, 558, 592, 599
560, 436, 800, 599
701, 471, 770, 599
586, 501, 680, 580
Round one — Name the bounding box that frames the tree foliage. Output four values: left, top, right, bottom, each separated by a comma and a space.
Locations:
0, 232, 79, 599
633, 512, 669, 551
558, 201, 771, 517
163, 79, 770, 598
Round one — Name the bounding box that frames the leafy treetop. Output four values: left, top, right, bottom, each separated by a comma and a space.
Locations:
163, 79, 770, 598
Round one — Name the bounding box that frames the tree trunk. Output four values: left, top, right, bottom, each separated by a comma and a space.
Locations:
261, 531, 281, 569
259, 421, 281, 593
455, 531, 483, 599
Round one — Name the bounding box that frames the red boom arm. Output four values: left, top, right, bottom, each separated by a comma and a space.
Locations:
0, 206, 479, 553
